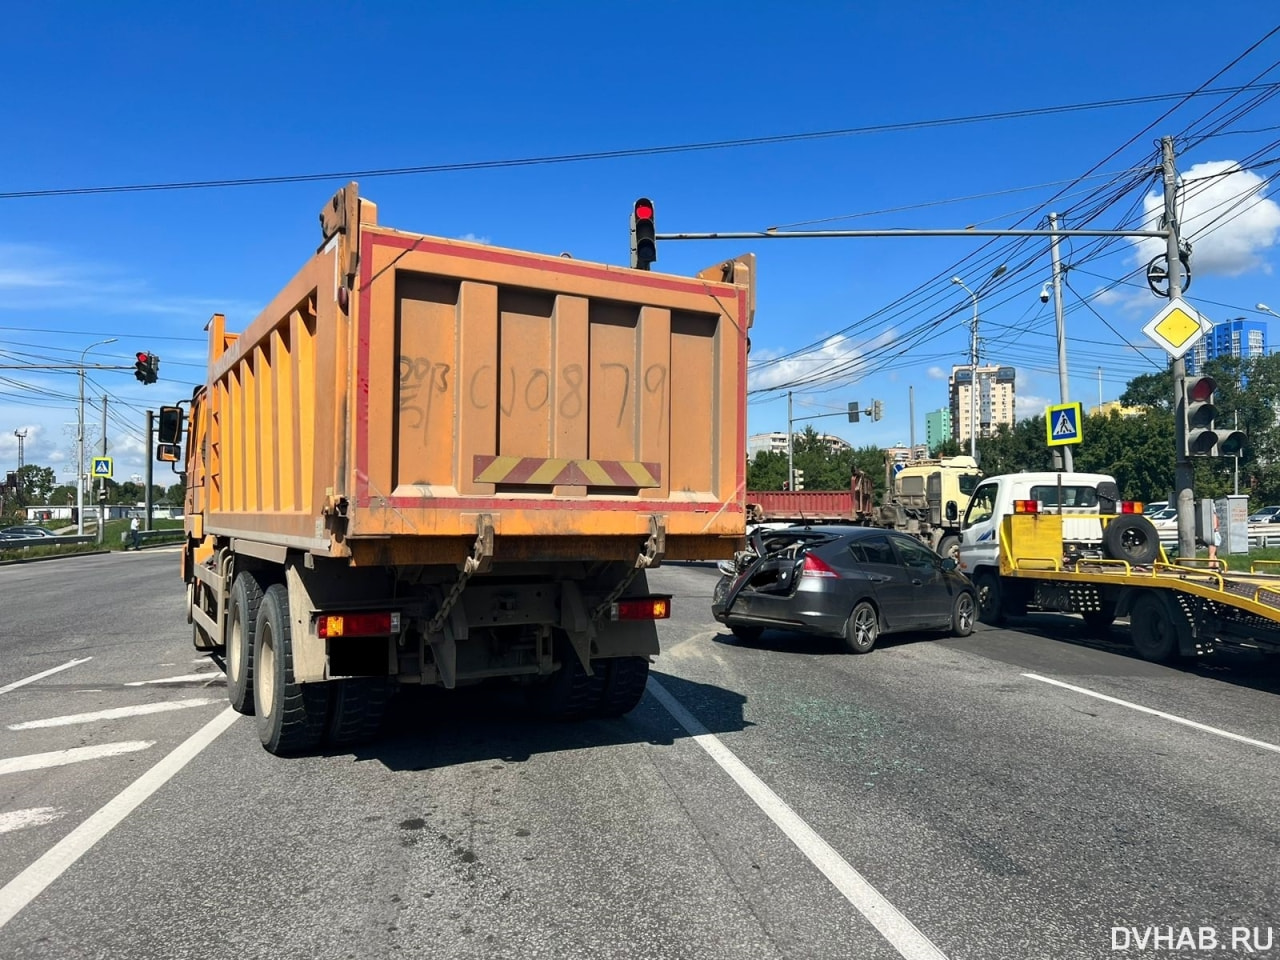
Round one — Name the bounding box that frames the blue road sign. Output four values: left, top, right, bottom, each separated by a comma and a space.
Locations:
1045, 402, 1083, 447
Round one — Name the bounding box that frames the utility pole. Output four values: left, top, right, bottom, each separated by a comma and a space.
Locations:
969, 297, 979, 458
1049, 212, 1073, 472
145, 410, 154, 532
787, 390, 794, 490
1164, 136, 1195, 559
908, 386, 916, 455
1097, 367, 1103, 409
99, 395, 108, 546
14, 429, 26, 475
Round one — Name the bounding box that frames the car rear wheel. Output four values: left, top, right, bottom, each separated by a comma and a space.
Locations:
951, 592, 975, 637
842, 601, 879, 654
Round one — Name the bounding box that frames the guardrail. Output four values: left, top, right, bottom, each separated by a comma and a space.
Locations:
0, 529, 185, 555
0, 534, 96, 551
1157, 523, 1280, 551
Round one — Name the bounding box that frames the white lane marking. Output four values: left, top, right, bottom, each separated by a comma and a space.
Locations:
0, 707, 238, 930
1023, 673, 1280, 756
124, 672, 223, 687
0, 741, 155, 776
647, 678, 948, 960
0, 808, 64, 836
7, 699, 219, 730
0, 658, 93, 696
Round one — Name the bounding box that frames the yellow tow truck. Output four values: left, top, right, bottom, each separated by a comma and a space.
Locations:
989, 501, 1280, 664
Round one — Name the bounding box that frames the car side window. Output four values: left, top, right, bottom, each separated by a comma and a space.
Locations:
894, 538, 938, 570
963, 482, 997, 528
854, 535, 895, 565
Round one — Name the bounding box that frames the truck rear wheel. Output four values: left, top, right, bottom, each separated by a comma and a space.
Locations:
937, 534, 961, 561
325, 678, 392, 746
597, 657, 650, 717
227, 571, 263, 715
974, 571, 1006, 626
1129, 593, 1184, 664
529, 633, 607, 720
253, 583, 327, 754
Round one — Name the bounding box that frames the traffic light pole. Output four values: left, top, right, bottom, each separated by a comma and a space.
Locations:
1163, 136, 1196, 561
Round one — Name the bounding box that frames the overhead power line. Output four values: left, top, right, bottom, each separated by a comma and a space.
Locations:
4, 83, 1280, 200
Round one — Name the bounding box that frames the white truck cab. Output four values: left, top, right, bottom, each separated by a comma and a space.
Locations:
957, 471, 1122, 577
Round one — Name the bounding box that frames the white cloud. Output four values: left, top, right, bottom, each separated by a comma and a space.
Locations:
1014, 369, 1051, 420
1134, 160, 1280, 277
0, 243, 258, 318
748, 330, 895, 392
927, 366, 948, 380
457, 233, 491, 245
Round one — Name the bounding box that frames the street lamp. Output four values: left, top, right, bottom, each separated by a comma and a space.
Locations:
951, 264, 1006, 457
77, 338, 117, 535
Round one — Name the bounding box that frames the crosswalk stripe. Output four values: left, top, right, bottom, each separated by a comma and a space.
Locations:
124, 673, 223, 687
7, 699, 219, 730
0, 742, 154, 776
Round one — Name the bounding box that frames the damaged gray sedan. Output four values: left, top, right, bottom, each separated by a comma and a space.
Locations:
712, 525, 976, 653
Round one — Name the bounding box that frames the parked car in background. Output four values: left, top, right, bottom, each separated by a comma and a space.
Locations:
712, 524, 975, 653
1249, 505, 1280, 523
2, 526, 56, 539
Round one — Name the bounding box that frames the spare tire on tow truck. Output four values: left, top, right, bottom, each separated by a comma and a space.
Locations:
1101, 513, 1160, 566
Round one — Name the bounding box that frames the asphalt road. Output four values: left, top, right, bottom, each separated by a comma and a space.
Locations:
1, 552, 1277, 959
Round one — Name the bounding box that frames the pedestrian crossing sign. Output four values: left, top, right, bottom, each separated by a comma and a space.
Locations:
1045, 402, 1083, 447
91, 456, 113, 479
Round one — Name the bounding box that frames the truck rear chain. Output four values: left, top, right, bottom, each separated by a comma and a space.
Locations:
427, 515, 494, 635
591, 516, 666, 622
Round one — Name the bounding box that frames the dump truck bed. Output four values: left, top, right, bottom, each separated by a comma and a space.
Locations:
188, 187, 751, 563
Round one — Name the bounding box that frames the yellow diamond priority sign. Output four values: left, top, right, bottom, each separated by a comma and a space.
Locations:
1142, 297, 1212, 360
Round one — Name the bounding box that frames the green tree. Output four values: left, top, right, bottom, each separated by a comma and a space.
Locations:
1120, 370, 1174, 412
14, 464, 56, 504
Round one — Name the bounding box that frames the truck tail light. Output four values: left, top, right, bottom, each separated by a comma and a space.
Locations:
1013, 499, 1040, 514
1120, 501, 1143, 514
801, 553, 840, 578
317, 611, 401, 638
611, 597, 672, 621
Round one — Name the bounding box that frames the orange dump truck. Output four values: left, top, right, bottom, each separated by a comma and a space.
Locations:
159, 184, 754, 754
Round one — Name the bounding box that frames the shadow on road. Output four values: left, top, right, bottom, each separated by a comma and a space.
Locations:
341, 670, 750, 771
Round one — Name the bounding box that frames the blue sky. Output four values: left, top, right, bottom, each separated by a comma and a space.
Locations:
3, 2, 1279, 486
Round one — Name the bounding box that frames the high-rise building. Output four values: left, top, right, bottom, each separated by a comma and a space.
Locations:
949, 365, 1016, 444
1186, 318, 1267, 376
925, 409, 952, 453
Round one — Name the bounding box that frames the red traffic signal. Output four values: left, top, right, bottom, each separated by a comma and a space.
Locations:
630, 197, 657, 270
134, 351, 159, 384
1186, 375, 1216, 404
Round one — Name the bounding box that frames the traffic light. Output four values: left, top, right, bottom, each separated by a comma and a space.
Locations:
630, 198, 657, 270
872, 399, 883, 422
1182, 375, 1247, 457
134, 352, 159, 385
794, 469, 805, 491
1184, 376, 1217, 456
847, 402, 860, 423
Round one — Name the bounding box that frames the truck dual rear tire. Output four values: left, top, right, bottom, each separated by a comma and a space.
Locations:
253, 583, 328, 754
227, 572, 263, 715
325, 678, 392, 746
531, 634, 650, 719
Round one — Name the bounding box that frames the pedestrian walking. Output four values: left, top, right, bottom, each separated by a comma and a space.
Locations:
1207, 509, 1221, 562
129, 515, 141, 551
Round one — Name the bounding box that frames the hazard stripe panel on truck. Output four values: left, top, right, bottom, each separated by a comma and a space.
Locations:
473, 456, 661, 488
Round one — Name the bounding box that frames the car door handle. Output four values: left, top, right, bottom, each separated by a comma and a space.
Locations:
911, 578, 923, 585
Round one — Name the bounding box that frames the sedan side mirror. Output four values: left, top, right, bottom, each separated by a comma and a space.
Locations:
940, 557, 958, 572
